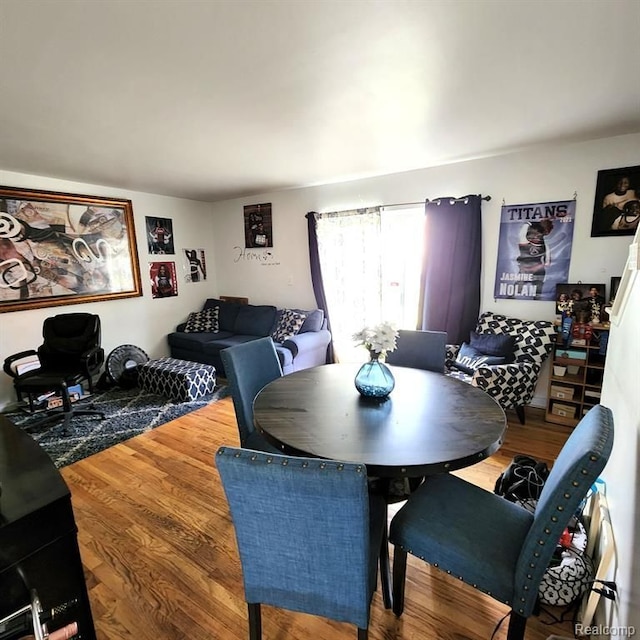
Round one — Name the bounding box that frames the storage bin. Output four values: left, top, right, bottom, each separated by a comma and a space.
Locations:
553, 365, 567, 377
567, 365, 580, 375
551, 402, 576, 419
550, 385, 574, 400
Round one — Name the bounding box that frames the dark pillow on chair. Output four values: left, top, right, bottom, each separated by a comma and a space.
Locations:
451, 343, 509, 375
470, 332, 516, 362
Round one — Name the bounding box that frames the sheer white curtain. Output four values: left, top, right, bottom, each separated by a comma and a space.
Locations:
316, 207, 383, 361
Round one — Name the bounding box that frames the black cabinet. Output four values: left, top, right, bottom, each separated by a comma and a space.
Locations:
0, 416, 96, 639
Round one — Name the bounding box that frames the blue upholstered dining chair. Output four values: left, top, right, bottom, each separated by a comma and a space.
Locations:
388, 404, 614, 640
385, 329, 447, 373
220, 338, 283, 452
216, 446, 386, 640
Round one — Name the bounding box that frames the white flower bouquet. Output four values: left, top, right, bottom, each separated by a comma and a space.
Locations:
352, 321, 399, 360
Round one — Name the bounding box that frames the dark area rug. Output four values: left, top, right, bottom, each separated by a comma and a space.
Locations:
2, 385, 229, 468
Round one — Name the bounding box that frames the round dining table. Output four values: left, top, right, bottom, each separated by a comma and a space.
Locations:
253, 363, 507, 478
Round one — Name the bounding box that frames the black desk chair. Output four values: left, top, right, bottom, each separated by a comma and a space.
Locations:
4, 313, 106, 432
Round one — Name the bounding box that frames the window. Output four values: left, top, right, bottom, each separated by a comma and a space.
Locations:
316, 205, 424, 361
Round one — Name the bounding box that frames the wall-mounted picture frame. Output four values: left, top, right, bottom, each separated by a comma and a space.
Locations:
146, 216, 175, 254
0, 185, 142, 313
555, 282, 606, 323
182, 248, 207, 283
590, 165, 640, 237
149, 261, 178, 298
244, 203, 273, 248
609, 276, 622, 303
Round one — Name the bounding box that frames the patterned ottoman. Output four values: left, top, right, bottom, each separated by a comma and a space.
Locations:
139, 357, 216, 402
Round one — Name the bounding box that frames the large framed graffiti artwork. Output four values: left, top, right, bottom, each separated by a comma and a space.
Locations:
0, 186, 142, 313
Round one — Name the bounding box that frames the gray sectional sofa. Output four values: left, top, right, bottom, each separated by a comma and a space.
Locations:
167, 297, 331, 376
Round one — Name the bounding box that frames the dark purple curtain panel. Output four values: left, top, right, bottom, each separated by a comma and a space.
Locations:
419, 195, 482, 344
306, 212, 334, 363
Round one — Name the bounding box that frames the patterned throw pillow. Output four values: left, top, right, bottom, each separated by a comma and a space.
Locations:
271, 309, 307, 343
184, 307, 219, 333
451, 342, 508, 375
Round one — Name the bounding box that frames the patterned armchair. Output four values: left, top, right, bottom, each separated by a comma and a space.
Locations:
445, 311, 556, 424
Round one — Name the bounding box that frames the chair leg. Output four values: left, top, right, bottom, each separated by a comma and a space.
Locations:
357, 627, 368, 640
515, 405, 525, 425
506, 611, 527, 640
392, 547, 407, 617
248, 602, 261, 640
379, 505, 393, 610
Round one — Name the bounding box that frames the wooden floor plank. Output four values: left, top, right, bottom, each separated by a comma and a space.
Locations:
61, 397, 576, 639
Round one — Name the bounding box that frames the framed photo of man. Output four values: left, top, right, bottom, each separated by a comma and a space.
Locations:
590, 165, 640, 237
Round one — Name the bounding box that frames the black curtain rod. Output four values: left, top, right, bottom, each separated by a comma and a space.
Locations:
383, 195, 491, 208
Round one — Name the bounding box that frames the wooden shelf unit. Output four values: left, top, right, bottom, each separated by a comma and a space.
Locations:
545, 328, 608, 427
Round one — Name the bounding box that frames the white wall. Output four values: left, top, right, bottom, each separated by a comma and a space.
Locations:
210, 133, 639, 406
0, 170, 218, 410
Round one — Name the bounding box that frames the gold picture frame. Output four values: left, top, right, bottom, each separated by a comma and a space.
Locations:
0, 185, 142, 313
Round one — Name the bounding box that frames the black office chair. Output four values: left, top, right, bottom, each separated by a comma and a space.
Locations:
4, 313, 106, 432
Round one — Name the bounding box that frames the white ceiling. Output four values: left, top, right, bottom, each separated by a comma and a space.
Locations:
1, 0, 639, 203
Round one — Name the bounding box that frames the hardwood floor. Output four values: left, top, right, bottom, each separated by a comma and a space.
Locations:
61, 399, 576, 640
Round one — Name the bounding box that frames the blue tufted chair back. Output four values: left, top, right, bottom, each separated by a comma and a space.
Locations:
220, 338, 283, 448
385, 329, 447, 373
215, 446, 385, 636
513, 404, 614, 617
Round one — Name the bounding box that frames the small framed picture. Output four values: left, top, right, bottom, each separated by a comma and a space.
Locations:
149, 261, 178, 298
555, 283, 606, 323
146, 216, 175, 254
609, 276, 621, 303
590, 165, 640, 237
243, 203, 273, 248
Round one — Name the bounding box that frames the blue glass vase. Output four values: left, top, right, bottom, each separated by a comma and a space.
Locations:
354, 355, 395, 399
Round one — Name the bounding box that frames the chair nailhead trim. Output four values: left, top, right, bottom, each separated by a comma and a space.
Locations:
590, 455, 598, 461
529, 563, 535, 568
337, 464, 344, 470
534, 552, 540, 557
524, 585, 529, 591
527, 574, 532, 579
551, 516, 558, 522
557, 505, 564, 511
581, 469, 588, 475
234, 452, 241, 457
282, 459, 288, 465
267, 457, 273, 463
302, 462, 308, 467
544, 527, 551, 534
572, 481, 579, 486
563, 492, 570, 499
538, 540, 545, 545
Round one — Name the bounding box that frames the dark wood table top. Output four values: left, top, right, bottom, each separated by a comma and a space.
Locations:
253, 363, 507, 477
